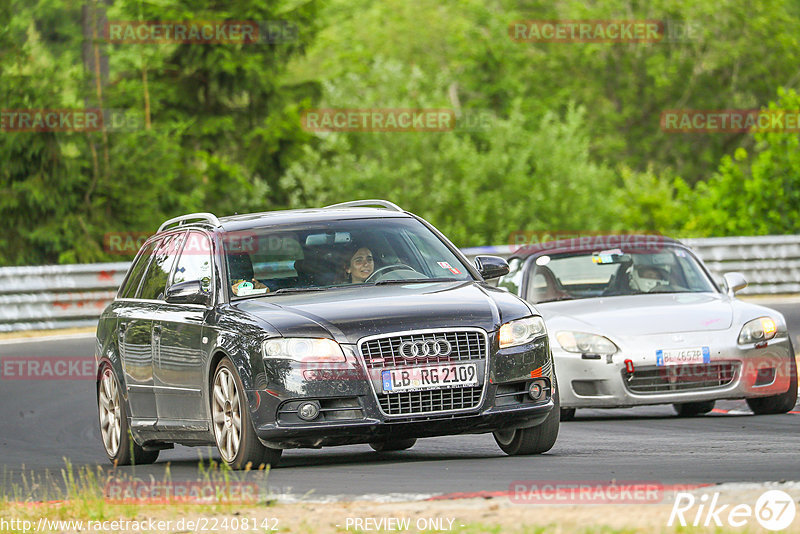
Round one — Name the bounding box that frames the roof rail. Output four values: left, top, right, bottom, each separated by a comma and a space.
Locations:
157, 212, 221, 233
324, 199, 404, 212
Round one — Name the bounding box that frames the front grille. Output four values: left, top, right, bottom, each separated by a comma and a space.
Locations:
624, 362, 739, 394
378, 386, 483, 415
360, 330, 486, 370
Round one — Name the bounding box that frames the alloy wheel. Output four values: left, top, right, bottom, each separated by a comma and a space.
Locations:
212, 367, 242, 462
98, 369, 122, 457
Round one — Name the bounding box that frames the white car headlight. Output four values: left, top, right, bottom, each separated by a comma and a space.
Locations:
499, 316, 547, 349
738, 317, 777, 345
262, 337, 346, 362
556, 331, 618, 355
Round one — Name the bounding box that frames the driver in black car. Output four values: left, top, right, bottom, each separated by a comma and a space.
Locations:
344, 245, 375, 283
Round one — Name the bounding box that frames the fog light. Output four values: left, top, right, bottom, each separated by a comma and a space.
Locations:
297, 402, 320, 421
528, 382, 543, 401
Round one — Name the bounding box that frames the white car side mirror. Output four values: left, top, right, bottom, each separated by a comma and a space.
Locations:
723, 272, 747, 296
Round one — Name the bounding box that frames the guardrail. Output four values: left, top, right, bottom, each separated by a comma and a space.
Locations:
1, 236, 798, 332
0, 263, 129, 332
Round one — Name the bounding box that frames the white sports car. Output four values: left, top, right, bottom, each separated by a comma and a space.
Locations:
498, 236, 797, 419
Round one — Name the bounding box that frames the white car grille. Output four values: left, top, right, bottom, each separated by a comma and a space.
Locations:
624, 361, 739, 394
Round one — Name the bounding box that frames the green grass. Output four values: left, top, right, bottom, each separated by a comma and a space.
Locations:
0, 455, 274, 529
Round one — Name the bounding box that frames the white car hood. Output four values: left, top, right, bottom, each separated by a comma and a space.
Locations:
537, 292, 734, 336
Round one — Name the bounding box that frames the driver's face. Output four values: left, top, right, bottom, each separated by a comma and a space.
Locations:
348, 248, 374, 283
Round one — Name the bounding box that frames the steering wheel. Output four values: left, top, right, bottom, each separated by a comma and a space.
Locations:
364, 263, 422, 283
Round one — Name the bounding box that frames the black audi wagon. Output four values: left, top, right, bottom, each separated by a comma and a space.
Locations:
95, 200, 558, 468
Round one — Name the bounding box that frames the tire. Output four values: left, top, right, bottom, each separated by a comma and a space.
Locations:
560, 408, 576, 421
493, 387, 560, 455
746, 349, 798, 415
98, 366, 159, 466
369, 439, 417, 452
673, 400, 716, 417
211, 358, 282, 470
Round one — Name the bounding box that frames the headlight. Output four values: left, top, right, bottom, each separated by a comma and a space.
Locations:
738, 317, 777, 345
262, 338, 346, 362
499, 316, 546, 348
556, 331, 618, 355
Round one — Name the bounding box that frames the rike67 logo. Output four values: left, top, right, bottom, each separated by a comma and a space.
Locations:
668, 489, 796, 530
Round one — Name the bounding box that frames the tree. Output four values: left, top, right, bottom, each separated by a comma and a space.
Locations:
679, 88, 800, 236
0, 0, 320, 264
282, 58, 621, 246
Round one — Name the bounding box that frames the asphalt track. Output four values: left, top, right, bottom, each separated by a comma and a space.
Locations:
1, 300, 797, 499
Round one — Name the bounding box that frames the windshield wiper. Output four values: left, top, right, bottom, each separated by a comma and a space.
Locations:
537, 296, 575, 303
374, 278, 459, 285
268, 287, 327, 295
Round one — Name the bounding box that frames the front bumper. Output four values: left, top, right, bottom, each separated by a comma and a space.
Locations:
248, 334, 555, 448
253, 401, 553, 448
555, 332, 795, 408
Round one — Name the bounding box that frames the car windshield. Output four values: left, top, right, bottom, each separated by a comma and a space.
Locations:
223, 217, 473, 298
519, 246, 718, 304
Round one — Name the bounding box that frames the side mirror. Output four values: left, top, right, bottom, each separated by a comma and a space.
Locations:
166, 280, 211, 306
474, 255, 510, 280
723, 272, 747, 296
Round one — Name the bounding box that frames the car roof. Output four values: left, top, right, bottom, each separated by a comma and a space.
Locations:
165, 207, 412, 234
511, 234, 685, 259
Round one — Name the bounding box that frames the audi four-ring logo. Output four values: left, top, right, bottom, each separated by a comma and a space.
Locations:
398, 339, 453, 359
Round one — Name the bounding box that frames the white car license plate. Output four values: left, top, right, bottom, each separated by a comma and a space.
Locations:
656, 346, 710, 366
381, 363, 478, 393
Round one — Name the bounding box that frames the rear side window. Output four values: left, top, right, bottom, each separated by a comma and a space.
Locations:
118, 239, 160, 299
138, 234, 182, 300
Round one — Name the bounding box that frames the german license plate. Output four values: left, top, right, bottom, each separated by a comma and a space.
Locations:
381, 363, 478, 393
656, 346, 710, 366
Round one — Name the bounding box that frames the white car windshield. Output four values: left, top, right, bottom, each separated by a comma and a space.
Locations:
521, 246, 718, 303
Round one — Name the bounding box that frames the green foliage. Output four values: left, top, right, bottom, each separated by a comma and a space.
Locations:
295, 0, 800, 184
678, 88, 800, 236
0, 0, 319, 264
283, 59, 622, 246
610, 166, 686, 235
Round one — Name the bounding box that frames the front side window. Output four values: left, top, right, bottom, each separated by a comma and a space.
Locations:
525, 246, 717, 303
222, 218, 475, 298
172, 231, 214, 293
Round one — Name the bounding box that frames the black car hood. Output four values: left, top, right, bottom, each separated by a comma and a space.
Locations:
233, 282, 532, 344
